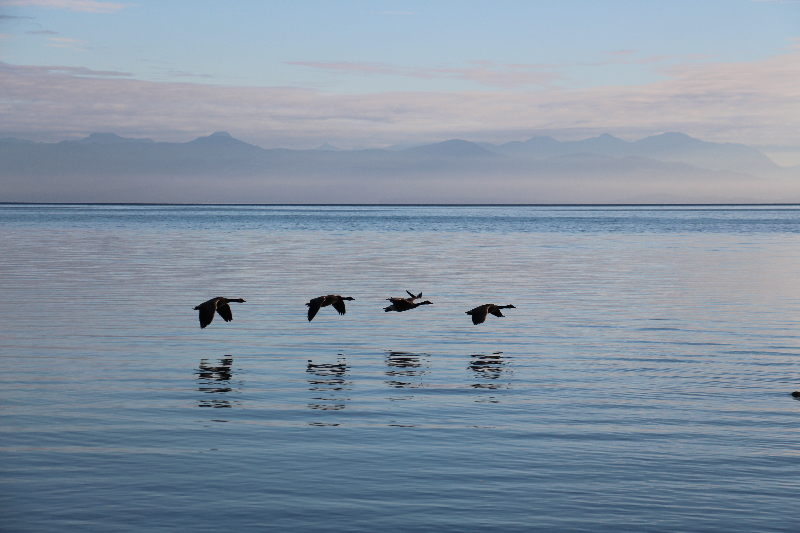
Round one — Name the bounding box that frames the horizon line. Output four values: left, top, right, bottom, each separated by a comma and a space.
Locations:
3, 202, 799, 207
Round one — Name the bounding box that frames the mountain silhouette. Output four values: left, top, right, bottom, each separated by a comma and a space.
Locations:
490, 131, 776, 174
401, 139, 502, 158
75, 133, 154, 145
316, 143, 345, 151
186, 131, 261, 151
1, 131, 795, 203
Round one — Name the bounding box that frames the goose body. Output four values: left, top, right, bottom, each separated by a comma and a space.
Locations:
194, 297, 246, 328
465, 303, 515, 325
384, 297, 432, 313
384, 290, 428, 312
306, 295, 355, 321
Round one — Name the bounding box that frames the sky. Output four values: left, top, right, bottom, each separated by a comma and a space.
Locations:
1, 0, 799, 159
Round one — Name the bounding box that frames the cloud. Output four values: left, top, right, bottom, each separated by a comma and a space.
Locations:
48, 36, 85, 43
0, 0, 124, 13
164, 69, 216, 79
45, 36, 89, 49
289, 54, 691, 88
288, 60, 561, 89
2, 61, 130, 76
1, 47, 798, 148
26, 29, 59, 34
590, 52, 675, 66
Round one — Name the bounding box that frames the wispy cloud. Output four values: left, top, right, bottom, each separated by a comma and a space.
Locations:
582, 53, 676, 67
2, 61, 131, 76
46, 36, 88, 49
1, 47, 798, 148
164, 69, 216, 79
592, 49, 677, 65
0, 0, 124, 13
289, 53, 690, 89
26, 29, 59, 34
288, 60, 561, 89
48, 36, 84, 42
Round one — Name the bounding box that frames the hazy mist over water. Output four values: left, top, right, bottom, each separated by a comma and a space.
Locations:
1, 204, 799, 532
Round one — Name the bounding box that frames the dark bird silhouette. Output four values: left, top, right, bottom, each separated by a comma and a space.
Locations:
384, 290, 427, 312
465, 303, 516, 325
194, 297, 246, 328
384, 297, 433, 312
306, 295, 355, 321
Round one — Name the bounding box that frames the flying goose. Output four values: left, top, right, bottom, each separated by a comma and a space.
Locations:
194, 297, 246, 328
384, 292, 432, 312
306, 295, 355, 321
465, 303, 516, 325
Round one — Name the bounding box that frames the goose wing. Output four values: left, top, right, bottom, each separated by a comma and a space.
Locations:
487, 305, 505, 318
196, 298, 217, 328
331, 296, 347, 315
306, 296, 324, 322
216, 301, 234, 322
467, 304, 490, 325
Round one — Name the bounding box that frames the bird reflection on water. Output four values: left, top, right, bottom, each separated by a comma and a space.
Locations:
469, 352, 512, 402
385, 351, 430, 398
307, 356, 351, 412
196, 356, 242, 408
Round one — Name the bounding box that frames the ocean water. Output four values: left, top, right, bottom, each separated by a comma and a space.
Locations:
1, 204, 799, 532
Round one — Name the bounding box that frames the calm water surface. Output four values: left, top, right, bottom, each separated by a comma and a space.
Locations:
1, 204, 799, 532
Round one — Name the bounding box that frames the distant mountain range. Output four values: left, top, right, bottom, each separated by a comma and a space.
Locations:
483, 132, 778, 175
1, 131, 797, 203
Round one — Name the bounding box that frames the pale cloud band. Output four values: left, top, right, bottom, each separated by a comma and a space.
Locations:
1, 46, 798, 148
288, 60, 561, 89
288, 55, 684, 89
0, 0, 123, 13
45, 36, 89, 49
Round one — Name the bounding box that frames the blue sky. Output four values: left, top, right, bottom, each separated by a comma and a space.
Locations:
1, 0, 799, 155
